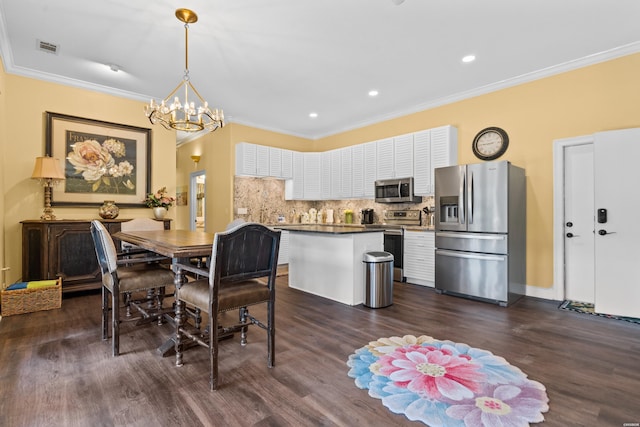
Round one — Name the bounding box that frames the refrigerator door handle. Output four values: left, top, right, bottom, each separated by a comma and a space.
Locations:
437, 232, 506, 241
468, 171, 474, 224
437, 249, 506, 262
459, 168, 465, 224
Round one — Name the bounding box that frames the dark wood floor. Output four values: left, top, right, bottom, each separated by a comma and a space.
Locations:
1, 277, 639, 427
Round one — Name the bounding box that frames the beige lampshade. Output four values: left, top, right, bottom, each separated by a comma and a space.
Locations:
31, 156, 66, 180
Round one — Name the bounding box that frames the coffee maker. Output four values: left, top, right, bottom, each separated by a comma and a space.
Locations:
361, 208, 374, 224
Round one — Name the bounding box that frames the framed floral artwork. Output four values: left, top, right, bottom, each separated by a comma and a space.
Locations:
45, 112, 151, 207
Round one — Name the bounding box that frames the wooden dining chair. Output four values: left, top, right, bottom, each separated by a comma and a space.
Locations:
90, 220, 175, 356
173, 222, 281, 390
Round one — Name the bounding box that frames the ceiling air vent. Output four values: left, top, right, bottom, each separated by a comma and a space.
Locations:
37, 40, 59, 55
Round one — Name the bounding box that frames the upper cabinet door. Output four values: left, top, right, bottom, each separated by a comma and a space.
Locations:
376, 138, 394, 180
235, 142, 257, 176
363, 141, 377, 198
269, 147, 282, 177
256, 145, 270, 176
320, 151, 332, 200
393, 133, 414, 178
281, 149, 293, 179
340, 147, 353, 199
413, 130, 432, 195
430, 125, 458, 193
351, 144, 365, 198
303, 152, 322, 200
330, 149, 342, 199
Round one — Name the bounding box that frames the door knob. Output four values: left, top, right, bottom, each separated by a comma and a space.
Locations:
566, 232, 576, 238
598, 229, 616, 236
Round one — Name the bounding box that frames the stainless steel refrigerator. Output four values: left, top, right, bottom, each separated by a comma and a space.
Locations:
434, 161, 526, 306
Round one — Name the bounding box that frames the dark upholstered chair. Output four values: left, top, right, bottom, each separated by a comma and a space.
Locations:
90, 220, 175, 356
173, 222, 281, 390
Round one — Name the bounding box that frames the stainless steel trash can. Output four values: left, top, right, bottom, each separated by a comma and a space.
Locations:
363, 251, 394, 308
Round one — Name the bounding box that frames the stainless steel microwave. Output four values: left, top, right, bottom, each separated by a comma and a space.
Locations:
375, 177, 422, 203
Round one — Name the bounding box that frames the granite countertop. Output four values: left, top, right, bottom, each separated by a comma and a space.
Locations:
272, 224, 382, 234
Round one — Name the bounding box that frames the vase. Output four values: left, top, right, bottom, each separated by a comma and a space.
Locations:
99, 200, 119, 219
153, 207, 168, 220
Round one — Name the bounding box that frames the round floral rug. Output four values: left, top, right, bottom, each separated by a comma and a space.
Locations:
347, 335, 549, 426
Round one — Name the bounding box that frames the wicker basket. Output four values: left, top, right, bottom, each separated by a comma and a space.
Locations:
1, 278, 62, 316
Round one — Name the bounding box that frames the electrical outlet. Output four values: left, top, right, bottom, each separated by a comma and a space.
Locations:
237, 207, 248, 215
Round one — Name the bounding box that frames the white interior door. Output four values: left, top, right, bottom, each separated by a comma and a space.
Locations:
563, 143, 595, 303
593, 128, 640, 318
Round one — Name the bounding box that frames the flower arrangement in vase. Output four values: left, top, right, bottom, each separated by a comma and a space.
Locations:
144, 187, 176, 219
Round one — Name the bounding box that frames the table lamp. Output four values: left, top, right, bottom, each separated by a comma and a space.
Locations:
31, 156, 66, 220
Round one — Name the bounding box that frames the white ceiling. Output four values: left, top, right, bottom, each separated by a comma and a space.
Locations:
1, 0, 640, 141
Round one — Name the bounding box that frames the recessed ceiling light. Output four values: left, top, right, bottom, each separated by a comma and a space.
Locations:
368, 90, 379, 97
309, 112, 318, 119
462, 55, 476, 63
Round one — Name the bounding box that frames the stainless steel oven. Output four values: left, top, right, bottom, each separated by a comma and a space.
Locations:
383, 228, 404, 281
366, 209, 421, 281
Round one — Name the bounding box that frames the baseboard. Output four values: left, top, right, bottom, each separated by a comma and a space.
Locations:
525, 284, 558, 301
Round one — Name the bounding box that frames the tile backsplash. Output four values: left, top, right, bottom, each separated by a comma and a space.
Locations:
234, 177, 434, 225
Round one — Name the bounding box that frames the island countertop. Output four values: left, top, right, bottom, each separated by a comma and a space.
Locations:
273, 224, 381, 234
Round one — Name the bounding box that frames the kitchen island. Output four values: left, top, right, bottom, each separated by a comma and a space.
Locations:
276, 225, 384, 306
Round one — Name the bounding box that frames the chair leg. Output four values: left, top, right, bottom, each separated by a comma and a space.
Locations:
174, 299, 185, 367
239, 307, 248, 346
267, 299, 275, 368
210, 308, 219, 390
101, 286, 109, 341
112, 290, 120, 357
124, 291, 132, 318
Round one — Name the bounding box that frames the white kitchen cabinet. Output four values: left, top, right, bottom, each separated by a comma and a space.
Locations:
285, 151, 304, 200
235, 142, 257, 176
375, 135, 413, 180
403, 230, 435, 287
303, 152, 322, 200
281, 149, 293, 179
278, 230, 289, 265
256, 144, 270, 176
430, 125, 458, 189
351, 144, 364, 198
376, 138, 394, 180
330, 149, 342, 199
413, 130, 432, 195
340, 147, 353, 199
413, 125, 458, 195
320, 151, 332, 200
393, 133, 414, 178
269, 147, 282, 177
363, 141, 377, 198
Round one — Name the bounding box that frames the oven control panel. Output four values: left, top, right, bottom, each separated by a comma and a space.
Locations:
383, 209, 421, 225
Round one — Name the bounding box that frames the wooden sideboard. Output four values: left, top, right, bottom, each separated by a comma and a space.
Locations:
21, 219, 171, 293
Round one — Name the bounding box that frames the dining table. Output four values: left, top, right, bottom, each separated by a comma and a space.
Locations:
113, 229, 215, 356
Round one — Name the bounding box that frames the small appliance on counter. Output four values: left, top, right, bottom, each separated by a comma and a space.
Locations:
361, 208, 374, 224
325, 209, 334, 223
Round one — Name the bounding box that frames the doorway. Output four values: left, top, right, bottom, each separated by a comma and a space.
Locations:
553, 134, 594, 302
553, 129, 640, 318
190, 170, 206, 231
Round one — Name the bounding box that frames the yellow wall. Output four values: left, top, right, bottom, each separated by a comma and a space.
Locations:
0, 61, 6, 287
314, 53, 640, 288
1, 72, 177, 285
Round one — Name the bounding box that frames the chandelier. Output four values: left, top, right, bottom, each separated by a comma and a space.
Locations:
144, 8, 224, 133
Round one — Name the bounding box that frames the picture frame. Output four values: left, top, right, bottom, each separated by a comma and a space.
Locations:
45, 112, 151, 207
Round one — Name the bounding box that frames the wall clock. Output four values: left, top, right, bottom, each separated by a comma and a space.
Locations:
472, 127, 509, 161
